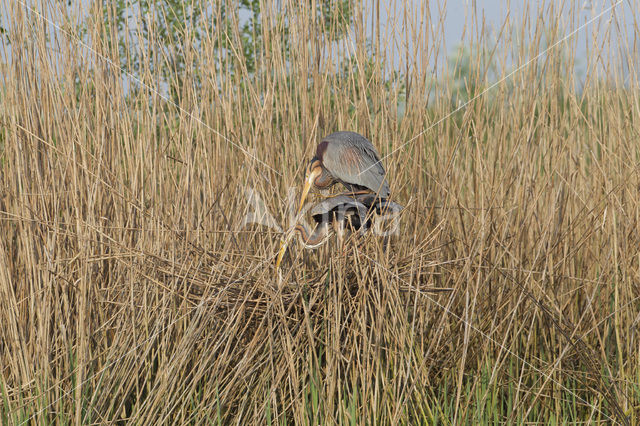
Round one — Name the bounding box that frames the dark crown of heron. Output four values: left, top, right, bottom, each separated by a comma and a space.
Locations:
306, 140, 329, 182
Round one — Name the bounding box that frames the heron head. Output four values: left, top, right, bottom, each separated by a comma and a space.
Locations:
306, 156, 322, 176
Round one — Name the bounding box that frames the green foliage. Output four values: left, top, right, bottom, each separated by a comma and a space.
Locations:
445, 43, 504, 107
100, 0, 354, 101
0, 9, 6, 47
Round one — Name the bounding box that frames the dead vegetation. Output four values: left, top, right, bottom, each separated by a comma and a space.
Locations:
0, 0, 639, 423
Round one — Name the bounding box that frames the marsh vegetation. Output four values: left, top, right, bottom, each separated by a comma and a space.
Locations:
1, 0, 639, 423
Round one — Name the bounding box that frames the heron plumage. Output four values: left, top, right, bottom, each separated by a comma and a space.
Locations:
276, 131, 395, 269
318, 131, 390, 198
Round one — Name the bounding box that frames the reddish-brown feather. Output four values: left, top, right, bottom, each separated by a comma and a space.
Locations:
316, 141, 329, 159
341, 146, 362, 169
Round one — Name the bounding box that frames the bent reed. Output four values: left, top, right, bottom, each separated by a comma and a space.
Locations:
1, 0, 639, 423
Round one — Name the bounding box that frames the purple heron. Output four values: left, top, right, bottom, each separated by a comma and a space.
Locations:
275, 132, 400, 271
276, 194, 403, 268
291, 195, 371, 249
295, 131, 390, 215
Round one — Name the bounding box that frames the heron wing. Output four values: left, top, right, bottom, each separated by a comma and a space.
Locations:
355, 194, 404, 214
310, 195, 368, 223
321, 132, 390, 197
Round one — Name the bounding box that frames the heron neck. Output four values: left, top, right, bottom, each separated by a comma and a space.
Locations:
313, 168, 335, 189
295, 223, 330, 247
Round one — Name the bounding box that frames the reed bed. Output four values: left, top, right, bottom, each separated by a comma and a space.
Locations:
1, 0, 639, 423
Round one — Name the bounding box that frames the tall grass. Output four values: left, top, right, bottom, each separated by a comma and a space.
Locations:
1, 0, 639, 423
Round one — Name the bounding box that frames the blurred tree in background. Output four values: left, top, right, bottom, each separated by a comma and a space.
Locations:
99, 0, 355, 101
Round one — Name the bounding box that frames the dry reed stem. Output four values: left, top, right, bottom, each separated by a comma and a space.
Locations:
1, 0, 639, 423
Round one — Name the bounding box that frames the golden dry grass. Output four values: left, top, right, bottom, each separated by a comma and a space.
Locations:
1, 0, 639, 423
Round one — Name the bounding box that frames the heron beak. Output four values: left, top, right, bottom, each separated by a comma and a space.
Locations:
297, 168, 320, 214
277, 168, 320, 269
275, 237, 288, 269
